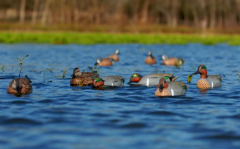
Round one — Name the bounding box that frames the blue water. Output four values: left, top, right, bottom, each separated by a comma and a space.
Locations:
0, 44, 240, 149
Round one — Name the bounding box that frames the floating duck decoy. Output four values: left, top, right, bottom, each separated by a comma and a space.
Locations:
145, 51, 157, 65
155, 77, 188, 96
70, 67, 99, 86
7, 75, 32, 95
108, 49, 120, 62
95, 58, 114, 66
127, 73, 178, 86
162, 54, 185, 68
188, 64, 222, 89
102, 76, 124, 87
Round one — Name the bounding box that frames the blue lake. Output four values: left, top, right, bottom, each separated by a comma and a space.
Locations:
0, 44, 240, 149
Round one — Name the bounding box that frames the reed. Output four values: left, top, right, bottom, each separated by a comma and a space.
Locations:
62, 67, 68, 78
16, 55, 28, 77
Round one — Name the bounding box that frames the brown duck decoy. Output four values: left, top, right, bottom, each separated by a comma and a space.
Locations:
108, 49, 120, 62
145, 51, 157, 65
95, 58, 114, 66
70, 68, 99, 86
7, 75, 32, 95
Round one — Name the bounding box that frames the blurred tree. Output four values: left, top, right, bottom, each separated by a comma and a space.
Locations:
41, 0, 52, 26
31, 0, 39, 24
20, 0, 26, 24
0, 0, 240, 31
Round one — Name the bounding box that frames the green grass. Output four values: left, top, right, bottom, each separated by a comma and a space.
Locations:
0, 32, 240, 45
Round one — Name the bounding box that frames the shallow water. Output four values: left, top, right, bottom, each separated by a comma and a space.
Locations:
0, 44, 240, 149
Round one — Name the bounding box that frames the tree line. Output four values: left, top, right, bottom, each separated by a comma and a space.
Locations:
0, 0, 239, 31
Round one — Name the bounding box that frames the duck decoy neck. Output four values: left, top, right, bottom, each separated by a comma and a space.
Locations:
192, 69, 200, 75
25, 75, 32, 83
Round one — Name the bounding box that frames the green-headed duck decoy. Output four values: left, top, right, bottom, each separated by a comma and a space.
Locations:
127, 73, 178, 86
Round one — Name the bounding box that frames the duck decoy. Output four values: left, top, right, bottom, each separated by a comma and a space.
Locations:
7, 75, 32, 95
145, 51, 157, 65
95, 58, 114, 66
70, 67, 99, 86
189, 64, 222, 89
162, 54, 185, 68
102, 75, 124, 87
127, 73, 178, 86
155, 77, 188, 96
108, 49, 120, 62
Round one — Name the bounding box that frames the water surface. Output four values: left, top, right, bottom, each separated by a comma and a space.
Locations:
0, 44, 240, 149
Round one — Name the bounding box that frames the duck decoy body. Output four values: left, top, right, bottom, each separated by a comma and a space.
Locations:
128, 73, 178, 86
102, 75, 124, 87
145, 51, 157, 65
70, 68, 99, 86
155, 77, 188, 96
192, 65, 222, 89
7, 75, 32, 95
95, 58, 114, 66
108, 49, 120, 62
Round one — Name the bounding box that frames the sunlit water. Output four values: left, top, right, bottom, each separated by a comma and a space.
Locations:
0, 44, 240, 149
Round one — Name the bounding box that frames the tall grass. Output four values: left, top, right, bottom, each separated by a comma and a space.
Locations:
0, 32, 240, 45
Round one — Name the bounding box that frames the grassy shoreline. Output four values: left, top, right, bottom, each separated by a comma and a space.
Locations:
0, 32, 240, 45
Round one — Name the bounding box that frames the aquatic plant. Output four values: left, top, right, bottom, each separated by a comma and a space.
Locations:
16, 55, 28, 77
0, 65, 4, 72
62, 67, 68, 78
187, 74, 193, 83
89, 66, 99, 74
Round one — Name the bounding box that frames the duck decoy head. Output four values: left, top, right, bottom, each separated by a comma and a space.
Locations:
12, 79, 22, 93
163, 76, 171, 82
115, 49, 120, 55
95, 58, 102, 66
127, 73, 143, 84
148, 51, 153, 57
93, 78, 104, 87
162, 54, 169, 60
176, 58, 185, 68
71, 67, 81, 77
193, 65, 207, 75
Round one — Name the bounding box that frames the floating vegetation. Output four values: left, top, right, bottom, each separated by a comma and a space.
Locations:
16, 55, 28, 77
46, 68, 53, 73
62, 67, 68, 78
187, 74, 193, 83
